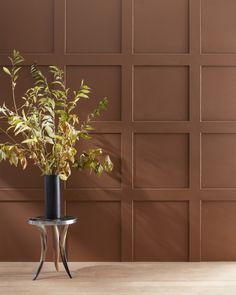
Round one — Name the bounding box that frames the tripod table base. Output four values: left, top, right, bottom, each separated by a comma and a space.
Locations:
28, 216, 77, 280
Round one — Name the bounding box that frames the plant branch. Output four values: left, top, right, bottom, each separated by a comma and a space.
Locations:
11, 80, 18, 115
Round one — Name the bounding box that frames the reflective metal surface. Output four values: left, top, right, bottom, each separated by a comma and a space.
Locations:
59, 225, 72, 278
28, 216, 77, 226
33, 225, 47, 280
52, 226, 60, 272
28, 216, 77, 280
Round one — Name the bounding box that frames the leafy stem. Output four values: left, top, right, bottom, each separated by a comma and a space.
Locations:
0, 50, 114, 181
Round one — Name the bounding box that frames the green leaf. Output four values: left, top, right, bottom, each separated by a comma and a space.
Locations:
78, 93, 89, 99
3, 67, 11, 76
104, 155, 114, 172
45, 136, 54, 144
14, 121, 24, 132
0, 150, 7, 161
79, 132, 91, 140
85, 125, 94, 131
20, 157, 27, 170
22, 109, 27, 121
96, 164, 104, 176
59, 173, 67, 181
45, 125, 54, 138
22, 138, 37, 144
13, 67, 22, 76
9, 153, 18, 166
81, 89, 90, 94
15, 125, 30, 135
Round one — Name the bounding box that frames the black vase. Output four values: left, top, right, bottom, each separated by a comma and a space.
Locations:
44, 175, 61, 219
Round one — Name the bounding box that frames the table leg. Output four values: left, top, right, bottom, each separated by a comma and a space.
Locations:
59, 225, 72, 279
52, 225, 60, 272
33, 225, 47, 280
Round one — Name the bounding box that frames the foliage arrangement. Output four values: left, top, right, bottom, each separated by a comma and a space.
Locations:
0, 50, 113, 180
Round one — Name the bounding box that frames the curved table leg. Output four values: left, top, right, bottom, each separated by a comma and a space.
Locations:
52, 225, 60, 272
33, 225, 47, 280
59, 225, 72, 279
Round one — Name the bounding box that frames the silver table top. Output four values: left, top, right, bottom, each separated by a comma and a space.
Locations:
28, 216, 77, 226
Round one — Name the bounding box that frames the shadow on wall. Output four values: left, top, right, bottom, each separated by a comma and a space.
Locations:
0, 85, 122, 261
66, 133, 122, 189
66, 134, 123, 262
0, 128, 190, 262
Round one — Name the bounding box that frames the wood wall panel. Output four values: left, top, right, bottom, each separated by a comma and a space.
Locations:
202, 202, 236, 261
0, 0, 235, 262
133, 134, 189, 188
201, 134, 236, 188
134, 66, 189, 121
201, 67, 236, 121
134, 201, 189, 261
67, 201, 121, 261
0, 202, 53, 261
134, 0, 189, 53
0, 0, 54, 54
201, 0, 236, 53
66, 0, 121, 53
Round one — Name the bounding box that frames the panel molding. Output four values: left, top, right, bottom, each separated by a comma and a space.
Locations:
0, 0, 235, 261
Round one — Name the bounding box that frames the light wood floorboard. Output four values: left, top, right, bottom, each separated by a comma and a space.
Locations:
1, 262, 236, 294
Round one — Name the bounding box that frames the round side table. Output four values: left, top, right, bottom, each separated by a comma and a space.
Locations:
28, 216, 77, 280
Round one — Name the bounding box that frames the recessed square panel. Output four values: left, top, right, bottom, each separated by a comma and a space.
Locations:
202, 67, 236, 121
66, 134, 121, 189
134, 201, 189, 261
66, 66, 121, 121
134, 0, 189, 53
134, 134, 189, 188
134, 66, 189, 121
67, 201, 121, 261
0, 202, 54, 261
202, 201, 236, 260
202, 0, 236, 53
0, 0, 54, 53
66, 0, 121, 53
202, 134, 236, 188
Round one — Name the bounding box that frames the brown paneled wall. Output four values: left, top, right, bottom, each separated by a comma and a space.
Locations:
0, 0, 235, 262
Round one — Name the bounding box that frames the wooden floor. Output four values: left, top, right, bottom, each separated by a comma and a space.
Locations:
1, 262, 236, 294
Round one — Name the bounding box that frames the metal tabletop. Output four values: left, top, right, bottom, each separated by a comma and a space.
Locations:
28, 216, 77, 226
